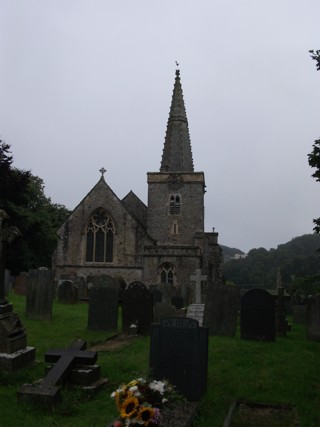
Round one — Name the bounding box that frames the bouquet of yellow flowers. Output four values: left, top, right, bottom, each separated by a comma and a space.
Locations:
111, 378, 175, 426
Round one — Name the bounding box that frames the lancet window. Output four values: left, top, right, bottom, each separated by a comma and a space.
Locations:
169, 194, 181, 214
160, 262, 174, 285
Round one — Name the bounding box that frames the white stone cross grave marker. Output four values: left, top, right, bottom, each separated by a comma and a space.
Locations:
190, 269, 207, 304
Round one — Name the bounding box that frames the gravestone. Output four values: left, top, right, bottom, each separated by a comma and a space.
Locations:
153, 302, 176, 323
306, 294, 320, 342
26, 269, 53, 320
0, 209, 35, 372
203, 285, 240, 336
275, 287, 291, 336
190, 269, 207, 303
87, 282, 119, 331
57, 280, 78, 304
18, 340, 101, 406
292, 305, 307, 324
150, 317, 208, 401
122, 281, 153, 335
151, 289, 163, 304
187, 304, 205, 326
4, 269, 12, 295
171, 296, 184, 309
240, 288, 275, 341
14, 272, 28, 295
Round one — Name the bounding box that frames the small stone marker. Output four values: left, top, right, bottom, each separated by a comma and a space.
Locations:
190, 269, 207, 303
14, 272, 28, 296
186, 304, 205, 326
150, 317, 208, 401
240, 288, 275, 341
171, 296, 184, 309
18, 340, 98, 406
306, 293, 320, 342
122, 281, 153, 335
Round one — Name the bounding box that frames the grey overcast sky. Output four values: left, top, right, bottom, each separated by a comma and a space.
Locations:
0, 0, 319, 253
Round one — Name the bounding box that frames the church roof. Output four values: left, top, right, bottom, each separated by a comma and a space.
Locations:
160, 69, 194, 172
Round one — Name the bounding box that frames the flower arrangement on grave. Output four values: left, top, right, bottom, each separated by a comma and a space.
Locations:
110, 378, 178, 426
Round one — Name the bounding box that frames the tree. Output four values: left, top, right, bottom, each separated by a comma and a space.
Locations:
309, 51, 320, 233
0, 140, 70, 274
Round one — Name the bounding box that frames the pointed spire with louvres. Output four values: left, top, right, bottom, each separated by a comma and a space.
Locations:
160, 69, 194, 172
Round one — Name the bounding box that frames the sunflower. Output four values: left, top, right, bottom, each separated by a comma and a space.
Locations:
137, 407, 156, 426
120, 397, 139, 418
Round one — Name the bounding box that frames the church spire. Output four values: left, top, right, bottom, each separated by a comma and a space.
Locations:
160, 67, 194, 172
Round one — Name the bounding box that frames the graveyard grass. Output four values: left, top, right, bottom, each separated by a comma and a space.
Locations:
1, 294, 320, 427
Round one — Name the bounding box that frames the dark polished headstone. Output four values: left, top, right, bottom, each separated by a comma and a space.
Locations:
240, 288, 275, 341
306, 294, 320, 342
122, 281, 153, 335
150, 317, 208, 401
151, 289, 163, 304
203, 285, 240, 336
87, 284, 119, 331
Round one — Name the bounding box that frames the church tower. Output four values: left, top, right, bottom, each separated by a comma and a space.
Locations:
147, 69, 205, 245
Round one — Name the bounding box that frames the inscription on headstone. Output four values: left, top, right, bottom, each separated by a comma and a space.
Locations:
187, 304, 205, 326
122, 282, 153, 335
150, 317, 208, 401
240, 288, 275, 341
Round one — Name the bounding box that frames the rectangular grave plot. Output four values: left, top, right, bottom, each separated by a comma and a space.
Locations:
150, 317, 208, 401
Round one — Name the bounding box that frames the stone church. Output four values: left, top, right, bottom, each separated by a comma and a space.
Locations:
54, 69, 223, 303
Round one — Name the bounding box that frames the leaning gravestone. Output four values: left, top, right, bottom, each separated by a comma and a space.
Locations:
26, 269, 53, 320
57, 280, 78, 304
203, 285, 240, 336
150, 317, 208, 401
187, 303, 205, 326
87, 277, 119, 331
306, 293, 320, 342
122, 282, 153, 335
240, 288, 275, 341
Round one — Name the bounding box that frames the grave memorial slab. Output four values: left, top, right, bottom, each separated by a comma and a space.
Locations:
306, 293, 320, 342
18, 340, 99, 406
122, 281, 153, 335
150, 317, 208, 401
87, 284, 119, 331
171, 296, 183, 309
186, 303, 205, 326
203, 285, 240, 336
153, 302, 176, 323
26, 269, 53, 320
240, 288, 275, 341
292, 304, 307, 324
57, 280, 78, 304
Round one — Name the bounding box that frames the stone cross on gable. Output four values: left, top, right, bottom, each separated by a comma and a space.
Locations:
190, 269, 207, 304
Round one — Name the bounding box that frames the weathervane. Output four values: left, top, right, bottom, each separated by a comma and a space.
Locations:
99, 167, 106, 177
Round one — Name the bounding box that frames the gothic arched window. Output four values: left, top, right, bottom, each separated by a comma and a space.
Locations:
160, 262, 174, 284
169, 194, 181, 214
86, 210, 115, 263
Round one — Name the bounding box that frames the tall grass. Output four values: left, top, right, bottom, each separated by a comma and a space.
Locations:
1, 293, 320, 426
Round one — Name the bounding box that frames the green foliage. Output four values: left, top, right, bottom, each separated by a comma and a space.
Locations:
308, 52, 320, 233
0, 141, 71, 273
223, 234, 320, 285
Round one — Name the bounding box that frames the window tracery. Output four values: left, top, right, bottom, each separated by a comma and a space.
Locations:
86, 209, 114, 263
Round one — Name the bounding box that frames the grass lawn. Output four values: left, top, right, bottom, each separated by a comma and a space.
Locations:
1, 293, 320, 427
